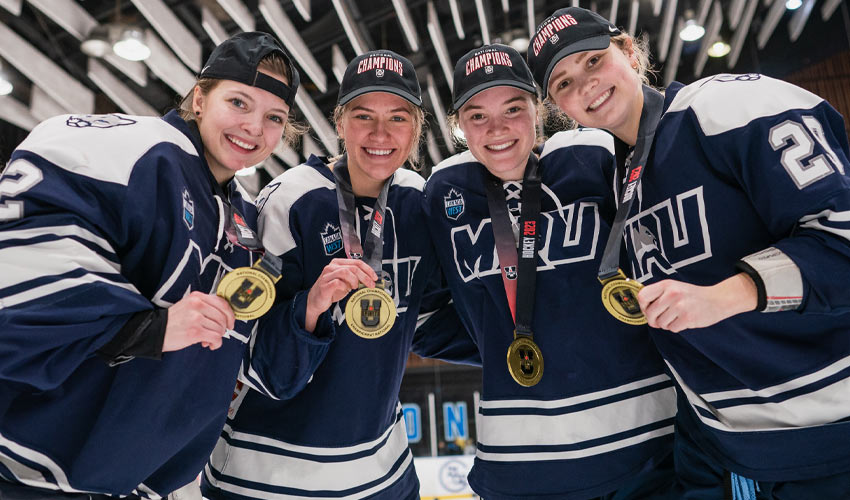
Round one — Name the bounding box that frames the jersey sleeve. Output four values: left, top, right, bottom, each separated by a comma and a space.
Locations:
239, 176, 336, 400
0, 117, 169, 391
688, 76, 850, 314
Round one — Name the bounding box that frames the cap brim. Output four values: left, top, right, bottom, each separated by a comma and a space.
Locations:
541, 34, 612, 97
338, 86, 422, 108
451, 80, 538, 113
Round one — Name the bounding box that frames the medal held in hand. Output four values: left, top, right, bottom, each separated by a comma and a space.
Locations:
333, 155, 397, 339
599, 270, 646, 325
597, 85, 664, 325
507, 334, 544, 387
214, 203, 283, 320
344, 279, 397, 339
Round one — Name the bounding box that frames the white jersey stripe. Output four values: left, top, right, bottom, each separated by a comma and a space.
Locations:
477, 386, 676, 448
207, 411, 410, 495
0, 238, 121, 289
0, 225, 115, 254
0, 274, 139, 308
0, 431, 83, 493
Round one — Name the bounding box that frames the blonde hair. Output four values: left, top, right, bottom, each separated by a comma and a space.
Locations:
331, 97, 426, 169
178, 53, 307, 148
544, 32, 657, 131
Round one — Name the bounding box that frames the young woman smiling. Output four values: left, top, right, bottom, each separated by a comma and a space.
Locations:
201, 50, 477, 500
0, 32, 299, 498
528, 7, 850, 499
423, 43, 675, 500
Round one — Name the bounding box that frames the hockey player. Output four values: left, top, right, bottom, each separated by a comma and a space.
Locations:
528, 6, 850, 498
200, 50, 478, 500
0, 32, 300, 498
422, 44, 676, 500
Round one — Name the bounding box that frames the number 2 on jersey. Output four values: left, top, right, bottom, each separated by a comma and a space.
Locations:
0, 160, 43, 221
769, 116, 844, 190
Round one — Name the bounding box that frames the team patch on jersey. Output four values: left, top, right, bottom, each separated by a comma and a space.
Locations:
444, 189, 465, 220
66, 113, 136, 129
504, 266, 517, 280
320, 222, 343, 256
182, 188, 195, 230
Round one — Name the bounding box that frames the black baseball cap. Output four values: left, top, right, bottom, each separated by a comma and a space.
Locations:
200, 31, 300, 108
338, 50, 422, 107
450, 44, 537, 113
526, 7, 621, 98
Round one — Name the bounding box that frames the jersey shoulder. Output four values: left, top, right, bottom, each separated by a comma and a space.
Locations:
666, 74, 824, 136
14, 113, 197, 186
391, 168, 425, 192
540, 128, 615, 159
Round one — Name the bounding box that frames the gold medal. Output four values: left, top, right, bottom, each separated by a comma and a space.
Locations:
216, 259, 279, 321
344, 280, 397, 339
506, 335, 543, 387
599, 270, 646, 325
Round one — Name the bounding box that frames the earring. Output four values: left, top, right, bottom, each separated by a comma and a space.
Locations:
195, 111, 200, 116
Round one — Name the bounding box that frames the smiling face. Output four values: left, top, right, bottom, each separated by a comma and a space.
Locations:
336, 92, 417, 197
546, 40, 644, 145
192, 71, 290, 184
457, 86, 538, 181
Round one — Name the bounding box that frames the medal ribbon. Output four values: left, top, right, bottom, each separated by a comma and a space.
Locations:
484, 154, 542, 337
597, 85, 665, 281
332, 154, 391, 274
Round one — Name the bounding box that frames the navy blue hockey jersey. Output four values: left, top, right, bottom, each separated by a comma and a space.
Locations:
627, 74, 850, 480
202, 155, 477, 500
423, 129, 676, 500
0, 111, 257, 497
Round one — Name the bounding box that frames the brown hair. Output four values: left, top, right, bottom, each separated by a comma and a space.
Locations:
331, 97, 426, 169
178, 53, 307, 148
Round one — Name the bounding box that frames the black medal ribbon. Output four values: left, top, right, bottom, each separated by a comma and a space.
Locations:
332, 154, 391, 274
597, 84, 665, 281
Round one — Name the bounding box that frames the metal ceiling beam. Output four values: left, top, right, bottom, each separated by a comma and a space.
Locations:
215, 0, 255, 32
144, 29, 196, 96
259, 0, 328, 94
474, 0, 491, 44
727, 0, 747, 29
609, 0, 620, 23
628, 0, 639, 34
273, 142, 300, 167
695, 0, 712, 25
694, 1, 722, 76
502, 0, 510, 13
728, 0, 758, 68
26, 0, 148, 86
757, 0, 786, 49
448, 0, 466, 40
87, 59, 158, 116
425, 73, 455, 155
331, 0, 369, 56
657, 0, 678, 62
0, 21, 94, 113
653, 0, 663, 17
263, 155, 286, 177
130, 0, 201, 73
392, 0, 420, 52
427, 0, 453, 88
0, 0, 21, 15
294, 92, 338, 156
202, 6, 230, 46
426, 130, 442, 166
302, 133, 324, 159
332, 44, 347, 84
788, 0, 815, 42
821, 0, 841, 20
292, 0, 311, 22
0, 96, 37, 131
29, 85, 66, 122
663, 18, 684, 84
527, 0, 535, 42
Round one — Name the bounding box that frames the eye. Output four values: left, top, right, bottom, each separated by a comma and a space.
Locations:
587, 54, 601, 67
267, 114, 284, 124
229, 98, 246, 109
556, 79, 571, 91
354, 113, 372, 120
507, 105, 523, 114
470, 113, 485, 121
390, 115, 408, 122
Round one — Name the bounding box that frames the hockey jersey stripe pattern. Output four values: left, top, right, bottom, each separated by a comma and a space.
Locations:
204, 407, 412, 498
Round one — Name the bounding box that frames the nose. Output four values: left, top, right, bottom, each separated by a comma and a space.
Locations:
579, 75, 598, 97
242, 112, 264, 137
488, 115, 509, 135
371, 118, 389, 139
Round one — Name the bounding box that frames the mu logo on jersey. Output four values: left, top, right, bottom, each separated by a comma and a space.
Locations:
444, 189, 465, 220
182, 188, 195, 230
450, 194, 601, 282
320, 222, 343, 256
624, 186, 712, 282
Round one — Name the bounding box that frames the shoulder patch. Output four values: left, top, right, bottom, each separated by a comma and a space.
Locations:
666, 74, 824, 136
391, 168, 425, 191
16, 114, 197, 186
258, 163, 335, 256
540, 128, 615, 158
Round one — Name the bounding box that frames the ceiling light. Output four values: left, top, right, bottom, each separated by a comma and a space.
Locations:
707, 40, 731, 57
679, 19, 706, 41
113, 27, 150, 61
786, 0, 802, 9
509, 36, 530, 53
81, 25, 112, 58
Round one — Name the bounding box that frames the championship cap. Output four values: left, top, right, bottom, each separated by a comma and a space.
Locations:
338, 50, 422, 107
450, 44, 537, 113
200, 31, 300, 108
526, 7, 621, 98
